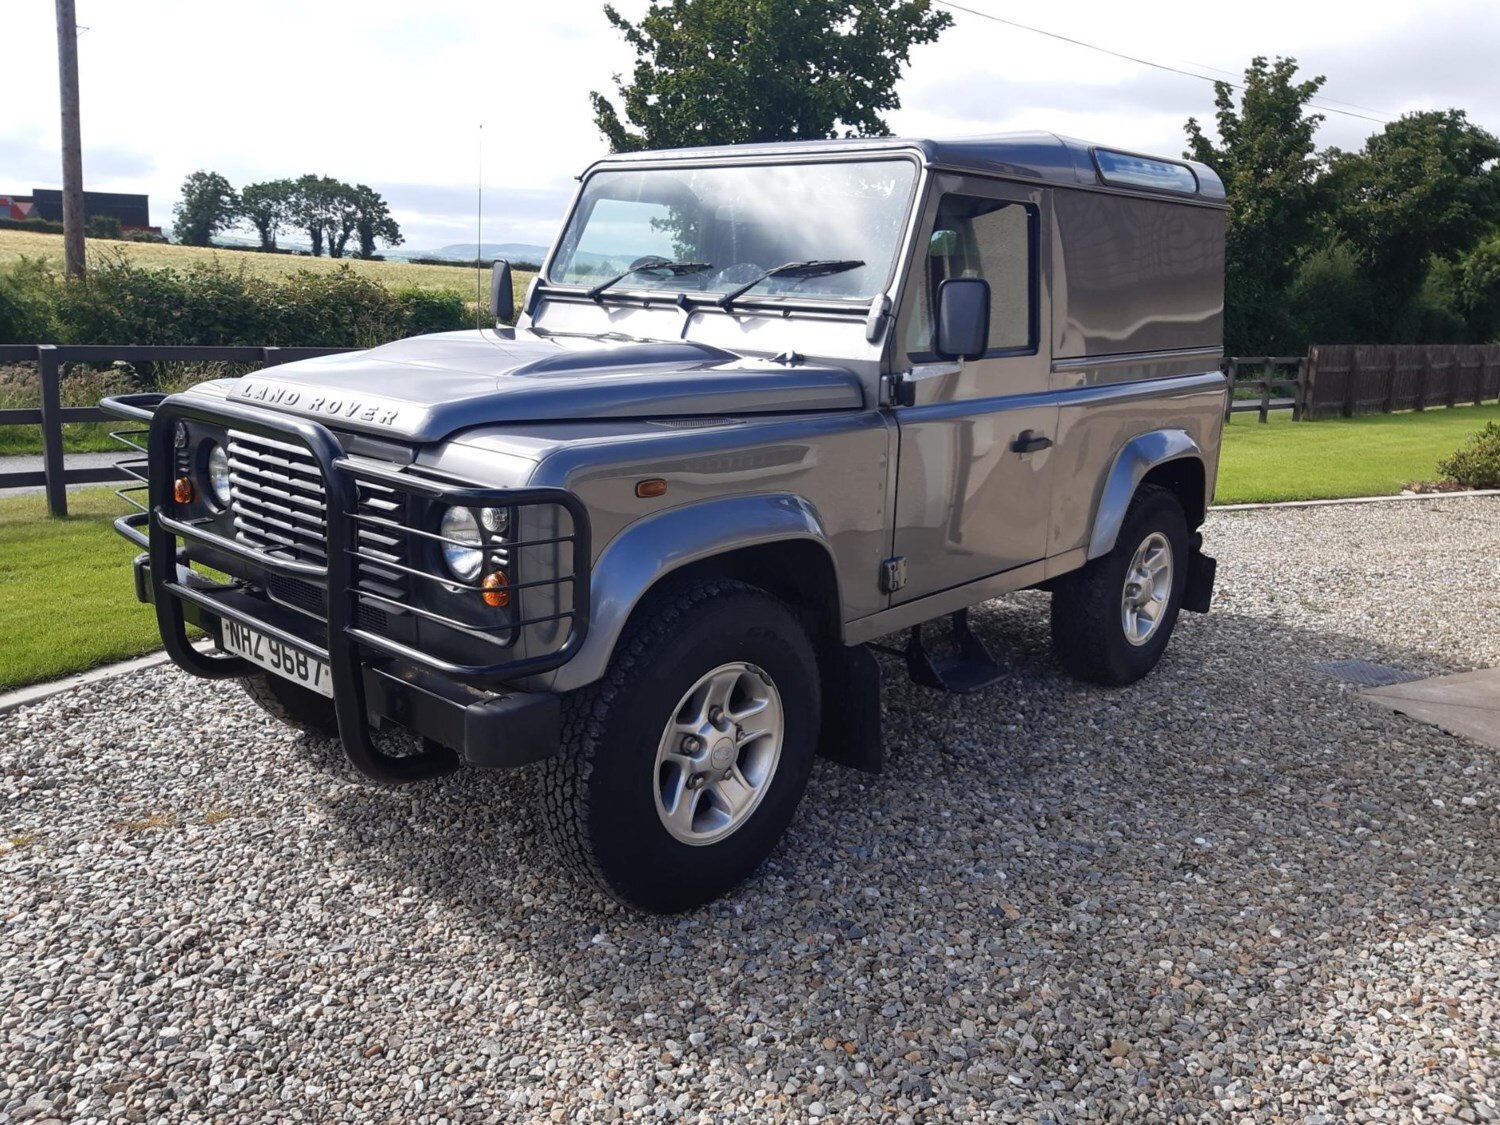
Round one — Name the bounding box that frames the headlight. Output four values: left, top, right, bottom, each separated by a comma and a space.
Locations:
205, 443, 232, 507
439, 506, 484, 581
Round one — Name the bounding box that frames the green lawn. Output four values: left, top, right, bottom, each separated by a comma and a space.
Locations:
1215, 402, 1500, 503
0, 487, 162, 690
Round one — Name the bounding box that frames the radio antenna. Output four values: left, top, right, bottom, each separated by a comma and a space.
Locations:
475, 123, 484, 329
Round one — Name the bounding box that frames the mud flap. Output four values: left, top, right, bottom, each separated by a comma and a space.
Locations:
1183, 535, 1217, 614
818, 643, 883, 773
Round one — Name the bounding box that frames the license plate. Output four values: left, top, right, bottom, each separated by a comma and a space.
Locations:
221, 619, 333, 697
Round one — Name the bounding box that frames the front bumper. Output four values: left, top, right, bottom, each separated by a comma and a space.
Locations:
131, 554, 562, 770
104, 392, 590, 783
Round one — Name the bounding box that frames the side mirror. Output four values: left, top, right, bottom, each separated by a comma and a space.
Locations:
488, 259, 515, 324
934, 277, 990, 361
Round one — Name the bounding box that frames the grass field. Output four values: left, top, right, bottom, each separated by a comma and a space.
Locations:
1215, 402, 1500, 503
0, 487, 163, 691
0, 228, 535, 298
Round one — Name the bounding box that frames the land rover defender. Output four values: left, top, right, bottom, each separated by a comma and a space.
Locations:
105, 133, 1226, 912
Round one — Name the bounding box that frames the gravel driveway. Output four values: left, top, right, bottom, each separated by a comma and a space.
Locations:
3, 498, 1497, 1123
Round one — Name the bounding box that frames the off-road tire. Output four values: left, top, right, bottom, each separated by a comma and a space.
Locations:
1050, 484, 1189, 686
540, 578, 820, 913
240, 673, 340, 737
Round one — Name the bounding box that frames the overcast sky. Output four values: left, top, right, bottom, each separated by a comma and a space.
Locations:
3, 0, 1496, 252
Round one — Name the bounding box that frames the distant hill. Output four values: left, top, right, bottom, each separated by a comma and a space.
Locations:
392, 242, 553, 263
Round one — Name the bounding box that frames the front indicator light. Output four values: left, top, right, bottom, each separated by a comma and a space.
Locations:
173, 476, 194, 504
482, 571, 510, 607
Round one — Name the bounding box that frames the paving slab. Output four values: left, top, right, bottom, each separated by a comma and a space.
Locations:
1364, 666, 1500, 750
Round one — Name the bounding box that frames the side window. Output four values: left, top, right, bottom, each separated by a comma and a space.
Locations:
908, 194, 1036, 357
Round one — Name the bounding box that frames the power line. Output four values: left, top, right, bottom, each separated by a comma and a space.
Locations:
932, 0, 1391, 124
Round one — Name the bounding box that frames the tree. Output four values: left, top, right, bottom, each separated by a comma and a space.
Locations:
350, 184, 403, 259
173, 170, 239, 247
288, 175, 356, 257
326, 187, 360, 259
289, 176, 330, 256
1324, 110, 1500, 326
1184, 57, 1327, 353
1458, 236, 1500, 342
589, 0, 951, 152
238, 179, 296, 251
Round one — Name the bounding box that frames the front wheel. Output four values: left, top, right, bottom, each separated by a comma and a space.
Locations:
539, 579, 819, 913
1050, 484, 1189, 686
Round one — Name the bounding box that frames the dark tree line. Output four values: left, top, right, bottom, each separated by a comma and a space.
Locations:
173, 173, 403, 259
1185, 57, 1500, 352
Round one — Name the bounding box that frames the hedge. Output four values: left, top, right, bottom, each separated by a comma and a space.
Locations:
0, 217, 65, 234
0, 250, 468, 348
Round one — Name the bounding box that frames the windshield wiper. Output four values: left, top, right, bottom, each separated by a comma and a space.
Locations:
715, 259, 866, 310
586, 257, 714, 302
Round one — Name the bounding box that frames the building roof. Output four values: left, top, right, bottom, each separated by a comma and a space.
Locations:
591, 131, 1226, 206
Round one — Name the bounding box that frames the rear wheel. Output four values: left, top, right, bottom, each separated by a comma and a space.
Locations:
239, 673, 339, 737
1050, 484, 1189, 686
540, 578, 819, 913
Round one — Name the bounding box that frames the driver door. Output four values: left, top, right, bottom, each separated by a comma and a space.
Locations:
889, 175, 1056, 605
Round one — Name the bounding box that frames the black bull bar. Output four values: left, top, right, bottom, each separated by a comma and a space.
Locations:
102, 393, 591, 783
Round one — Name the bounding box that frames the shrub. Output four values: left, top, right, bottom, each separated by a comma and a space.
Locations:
25, 251, 470, 349
87, 215, 122, 239
0, 216, 65, 234
0, 257, 60, 343
397, 288, 470, 335
1437, 422, 1500, 489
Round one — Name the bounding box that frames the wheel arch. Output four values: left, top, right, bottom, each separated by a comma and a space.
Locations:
537, 494, 844, 693
1087, 429, 1207, 560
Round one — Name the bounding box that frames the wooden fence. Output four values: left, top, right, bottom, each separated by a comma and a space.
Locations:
1223, 356, 1307, 422
1303, 344, 1500, 420
0, 344, 352, 517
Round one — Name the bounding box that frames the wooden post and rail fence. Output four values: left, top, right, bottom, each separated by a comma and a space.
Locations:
0, 341, 1497, 518
0, 344, 352, 517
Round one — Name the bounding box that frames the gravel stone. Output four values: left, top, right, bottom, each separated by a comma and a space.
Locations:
2, 498, 1497, 1121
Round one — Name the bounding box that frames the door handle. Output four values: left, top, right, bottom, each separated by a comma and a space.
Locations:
1010, 429, 1053, 454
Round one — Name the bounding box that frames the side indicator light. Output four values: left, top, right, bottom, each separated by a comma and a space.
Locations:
481, 571, 510, 608
635, 478, 668, 498
173, 476, 195, 504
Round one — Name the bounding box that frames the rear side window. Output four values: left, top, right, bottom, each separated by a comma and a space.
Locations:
908, 194, 1037, 358
1093, 149, 1199, 194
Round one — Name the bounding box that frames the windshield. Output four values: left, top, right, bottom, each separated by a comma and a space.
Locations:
548, 159, 918, 303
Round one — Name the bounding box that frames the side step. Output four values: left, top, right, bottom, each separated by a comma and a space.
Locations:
904, 609, 1009, 694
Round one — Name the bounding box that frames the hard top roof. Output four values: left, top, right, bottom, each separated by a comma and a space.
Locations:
590, 131, 1226, 205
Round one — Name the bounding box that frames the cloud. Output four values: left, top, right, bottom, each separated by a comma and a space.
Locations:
0, 128, 157, 188
6, 0, 1498, 252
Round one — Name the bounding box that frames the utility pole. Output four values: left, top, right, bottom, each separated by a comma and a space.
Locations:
55, 0, 85, 278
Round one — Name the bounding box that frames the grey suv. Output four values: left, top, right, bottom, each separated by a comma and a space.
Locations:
106, 133, 1226, 912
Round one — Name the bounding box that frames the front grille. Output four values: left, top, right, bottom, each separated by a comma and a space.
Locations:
226, 430, 328, 564
352, 479, 409, 603
227, 431, 411, 622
